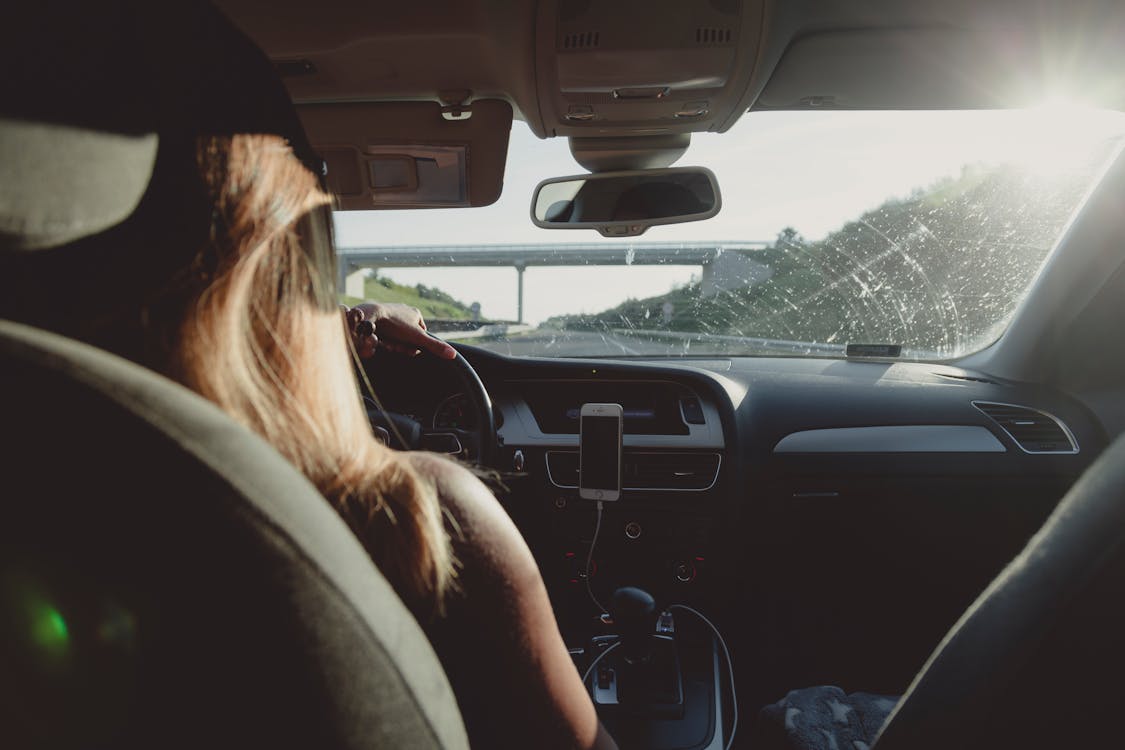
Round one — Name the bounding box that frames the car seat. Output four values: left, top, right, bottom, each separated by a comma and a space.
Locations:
0, 2, 469, 748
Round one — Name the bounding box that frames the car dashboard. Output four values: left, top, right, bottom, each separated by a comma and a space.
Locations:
366, 345, 1105, 712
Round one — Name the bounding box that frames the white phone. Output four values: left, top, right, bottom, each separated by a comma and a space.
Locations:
579, 403, 623, 502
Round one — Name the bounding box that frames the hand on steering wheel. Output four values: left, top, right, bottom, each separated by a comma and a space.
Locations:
342, 302, 457, 360
346, 302, 495, 466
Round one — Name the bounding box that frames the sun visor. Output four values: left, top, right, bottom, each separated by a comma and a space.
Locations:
298, 100, 513, 210
758, 30, 1024, 109
0, 120, 158, 252
757, 29, 1125, 110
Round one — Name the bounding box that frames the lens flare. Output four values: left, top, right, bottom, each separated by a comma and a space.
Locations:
30, 601, 70, 656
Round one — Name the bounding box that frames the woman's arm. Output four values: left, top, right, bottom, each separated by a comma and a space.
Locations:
342, 302, 456, 360
408, 452, 617, 750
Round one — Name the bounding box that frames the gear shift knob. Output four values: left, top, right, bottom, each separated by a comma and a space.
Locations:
611, 586, 658, 663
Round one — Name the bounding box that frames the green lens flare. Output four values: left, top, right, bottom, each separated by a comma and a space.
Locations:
31, 603, 70, 656
2, 572, 73, 664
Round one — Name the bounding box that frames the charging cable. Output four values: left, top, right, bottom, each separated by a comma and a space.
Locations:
669, 604, 738, 750
584, 500, 609, 617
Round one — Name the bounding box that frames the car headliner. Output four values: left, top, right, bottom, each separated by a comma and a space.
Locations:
216, 0, 1125, 134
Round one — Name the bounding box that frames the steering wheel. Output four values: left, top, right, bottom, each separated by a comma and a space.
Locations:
424, 346, 496, 466
362, 341, 496, 467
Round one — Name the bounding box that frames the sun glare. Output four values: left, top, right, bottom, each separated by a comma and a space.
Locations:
1004, 100, 1121, 177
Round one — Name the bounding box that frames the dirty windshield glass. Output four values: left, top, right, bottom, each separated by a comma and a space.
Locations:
334, 108, 1125, 359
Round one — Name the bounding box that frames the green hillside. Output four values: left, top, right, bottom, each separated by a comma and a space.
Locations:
547, 145, 1118, 357
340, 273, 475, 320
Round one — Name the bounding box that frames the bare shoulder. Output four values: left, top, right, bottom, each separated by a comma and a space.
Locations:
404, 450, 480, 488
403, 452, 502, 520
404, 452, 536, 571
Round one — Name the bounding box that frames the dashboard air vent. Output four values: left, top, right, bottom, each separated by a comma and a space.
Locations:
546, 451, 721, 492
696, 27, 733, 45
972, 402, 1078, 454
563, 30, 600, 49
628, 452, 721, 490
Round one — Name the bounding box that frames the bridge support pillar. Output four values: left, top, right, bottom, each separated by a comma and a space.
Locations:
337, 258, 370, 300
515, 262, 526, 324
338, 258, 350, 294
344, 268, 369, 300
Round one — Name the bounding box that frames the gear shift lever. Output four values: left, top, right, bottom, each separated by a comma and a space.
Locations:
601, 586, 682, 715
612, 586, 658, 664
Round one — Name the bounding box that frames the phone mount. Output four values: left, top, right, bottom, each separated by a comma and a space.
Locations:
578, 403, 623, 502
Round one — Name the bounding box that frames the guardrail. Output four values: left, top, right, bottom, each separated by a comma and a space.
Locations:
607, 328, 848, 356
608, 328, 937, 358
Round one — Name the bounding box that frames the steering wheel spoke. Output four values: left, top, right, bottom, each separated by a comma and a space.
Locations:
364, 341, 496, 466
429, 345, 496, 466
420, 427, 475, 457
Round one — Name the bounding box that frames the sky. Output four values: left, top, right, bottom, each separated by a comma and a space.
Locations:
333, 107, 1124, 324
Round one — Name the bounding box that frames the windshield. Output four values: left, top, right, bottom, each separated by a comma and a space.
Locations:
334, 108, 1125, 359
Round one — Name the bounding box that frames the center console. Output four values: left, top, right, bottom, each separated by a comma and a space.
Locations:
493, 378, 727, 627
493, 376, 737, 748
574, 587, 734, 750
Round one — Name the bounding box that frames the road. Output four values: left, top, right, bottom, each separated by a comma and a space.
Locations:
452, 329, 669, 358
442, 328, 820, 358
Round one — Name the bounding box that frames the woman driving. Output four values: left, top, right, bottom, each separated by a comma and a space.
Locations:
0, 2, 614, 748
187, 133, 612, 749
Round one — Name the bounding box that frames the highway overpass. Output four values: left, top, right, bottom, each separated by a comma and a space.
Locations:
337, 240, 771, 322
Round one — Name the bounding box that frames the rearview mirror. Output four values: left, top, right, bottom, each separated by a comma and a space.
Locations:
531, 167, 721, 237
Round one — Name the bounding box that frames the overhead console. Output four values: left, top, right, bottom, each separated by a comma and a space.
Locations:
532, 0, 767, 140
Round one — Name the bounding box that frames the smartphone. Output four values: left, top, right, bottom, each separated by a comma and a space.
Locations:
579, 403, 623, 502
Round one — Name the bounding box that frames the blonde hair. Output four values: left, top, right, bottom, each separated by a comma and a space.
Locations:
173, 134, 454, 610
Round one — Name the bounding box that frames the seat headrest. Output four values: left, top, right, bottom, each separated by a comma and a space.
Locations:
0, 0, 320, 252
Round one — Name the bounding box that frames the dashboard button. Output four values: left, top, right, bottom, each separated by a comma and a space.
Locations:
680, 397, 706, 425
624, 521, 643, 540
673, 561, 696, 583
